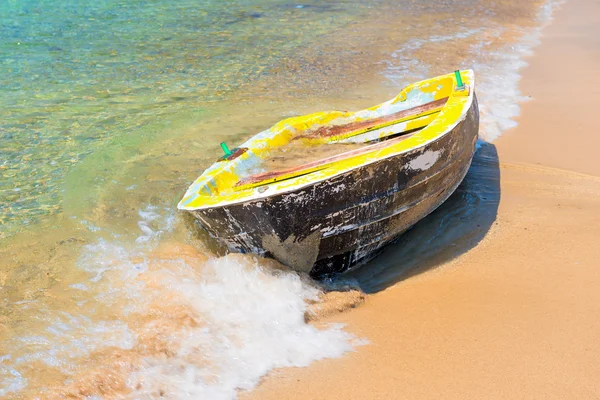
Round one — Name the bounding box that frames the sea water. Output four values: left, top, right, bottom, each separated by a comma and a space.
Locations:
0, 0, 564, 397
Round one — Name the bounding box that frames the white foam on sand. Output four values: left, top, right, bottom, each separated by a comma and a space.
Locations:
0, 206, 359, 399
126, 255, 357, 399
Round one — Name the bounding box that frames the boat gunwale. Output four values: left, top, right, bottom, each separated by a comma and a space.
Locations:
178, 70, 475, 211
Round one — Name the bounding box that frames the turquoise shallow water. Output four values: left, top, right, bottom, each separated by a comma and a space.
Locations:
0, 0, 363, 237
0, 0, 550, 238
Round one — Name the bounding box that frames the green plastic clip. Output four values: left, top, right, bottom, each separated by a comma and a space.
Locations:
454, 70, 464, 89
220, 142, 232, 157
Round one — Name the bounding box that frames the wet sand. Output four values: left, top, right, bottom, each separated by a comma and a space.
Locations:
243, 0, 600, 398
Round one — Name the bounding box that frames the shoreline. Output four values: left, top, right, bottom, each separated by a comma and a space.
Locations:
497, 0, 600, 176
244, 0, 600, 398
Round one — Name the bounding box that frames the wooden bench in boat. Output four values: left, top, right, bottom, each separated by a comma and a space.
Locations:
234, 133, 417, 190
234, 97, 449, 190
296, 97, 448, 142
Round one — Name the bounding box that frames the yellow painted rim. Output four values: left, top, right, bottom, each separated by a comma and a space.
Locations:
178, 70, 475, 211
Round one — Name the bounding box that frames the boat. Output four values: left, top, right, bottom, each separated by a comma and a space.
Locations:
178, 70, 479, 277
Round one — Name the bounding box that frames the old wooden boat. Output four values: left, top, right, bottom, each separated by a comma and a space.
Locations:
178, 70, 479, 277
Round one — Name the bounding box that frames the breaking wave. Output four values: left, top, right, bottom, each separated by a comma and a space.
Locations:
1, 207, 362, 399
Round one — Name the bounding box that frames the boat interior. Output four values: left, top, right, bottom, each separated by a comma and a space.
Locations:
235, 95, 449, 189
178, 70, 472, 208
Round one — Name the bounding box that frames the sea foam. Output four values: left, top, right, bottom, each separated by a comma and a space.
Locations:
0, 206, 359, 399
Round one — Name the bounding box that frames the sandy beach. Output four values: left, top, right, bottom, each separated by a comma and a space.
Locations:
244, 0, 600, 398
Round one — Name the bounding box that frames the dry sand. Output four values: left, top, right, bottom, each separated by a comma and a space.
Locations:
498, 0, 600, 176
243, 0, 600, 398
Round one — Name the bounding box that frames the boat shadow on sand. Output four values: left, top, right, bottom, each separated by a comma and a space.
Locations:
341, 140, 500, 294
184, 141, 500, 294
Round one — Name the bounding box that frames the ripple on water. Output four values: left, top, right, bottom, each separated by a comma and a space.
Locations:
0, 0, 364, 237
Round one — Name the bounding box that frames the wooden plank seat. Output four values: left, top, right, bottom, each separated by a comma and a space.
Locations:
235, 133, 417, 189
234, 97, 449, 190
295, 97, 448, 141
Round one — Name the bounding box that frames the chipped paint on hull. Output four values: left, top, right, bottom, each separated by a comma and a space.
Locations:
407, 150, 441, 171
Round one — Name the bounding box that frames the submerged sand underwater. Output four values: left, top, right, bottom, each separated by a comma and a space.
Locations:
0, 0, 582, 398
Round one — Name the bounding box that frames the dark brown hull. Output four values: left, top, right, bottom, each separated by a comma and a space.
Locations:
190, 96, 479, 277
